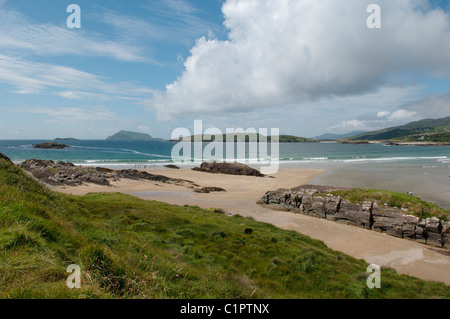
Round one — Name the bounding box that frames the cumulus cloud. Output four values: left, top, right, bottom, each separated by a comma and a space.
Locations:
148, 0, 450, 121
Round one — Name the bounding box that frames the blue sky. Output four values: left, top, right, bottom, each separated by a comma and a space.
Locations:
0, 0, 449, 139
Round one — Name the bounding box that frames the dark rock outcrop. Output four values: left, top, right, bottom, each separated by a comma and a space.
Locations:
193, 162, 263, 177
20, 160, 112, 186
258, 185, 449, 249
0, 152, 13, 164
33, 142, 71, 149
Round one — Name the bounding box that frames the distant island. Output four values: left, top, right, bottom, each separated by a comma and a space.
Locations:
176, 133, 319, 143
106, 130, 165, 141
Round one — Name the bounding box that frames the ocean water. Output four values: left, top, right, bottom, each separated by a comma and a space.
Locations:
1, 139, 449, 208
0, 139, 448, 167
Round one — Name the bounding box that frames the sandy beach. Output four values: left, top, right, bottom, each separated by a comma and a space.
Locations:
55, 167, 450, 285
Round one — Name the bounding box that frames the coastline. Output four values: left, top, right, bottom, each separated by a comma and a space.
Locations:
54, 166, 450, 285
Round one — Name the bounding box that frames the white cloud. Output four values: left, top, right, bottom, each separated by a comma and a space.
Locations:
97, 0, 217, 49
148, 0, 450, 121
0, 2, 149, 63
329, 120, 372, 134
389, 109, 417, 121
377, 111, 391, 118
0, 54, 155, 100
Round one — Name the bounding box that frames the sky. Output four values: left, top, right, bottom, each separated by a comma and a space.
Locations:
0, 0, 449, 139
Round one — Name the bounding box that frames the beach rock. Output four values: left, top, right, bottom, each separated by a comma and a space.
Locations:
299, 193, 315, 213
334, 199, 371, 228
427, 232, 445, 248
33, 142, 71, 149
194, 187, 226, 193
117, 169, 171, 183
307, 196, 326, 219
192, 162, 264, 176
334, 210, 371, 229
164, 164, 180, 169
324, 194, 341, 221
425, 217, 442, 234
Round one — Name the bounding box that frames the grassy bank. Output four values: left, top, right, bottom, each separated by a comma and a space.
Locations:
326, 188, 450, 221
1, 158, 449, 299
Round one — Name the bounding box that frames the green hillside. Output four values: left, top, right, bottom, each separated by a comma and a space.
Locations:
0, 157, 449, 299
185, 133, 318, 143
349, 116, 450, 141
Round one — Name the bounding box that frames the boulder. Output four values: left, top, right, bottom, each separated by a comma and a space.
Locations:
192, 162, 263, 176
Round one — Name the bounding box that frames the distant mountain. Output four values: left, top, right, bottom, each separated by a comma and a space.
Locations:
106, 130, 165, 141
347, 116, 450, 142
313, 131, 368, 141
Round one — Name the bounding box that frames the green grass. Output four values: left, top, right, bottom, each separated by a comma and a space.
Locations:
325, 188, 450, 221
1, 158, 449, 299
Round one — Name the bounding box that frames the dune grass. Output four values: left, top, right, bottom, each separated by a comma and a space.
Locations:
1, 158, 449, 299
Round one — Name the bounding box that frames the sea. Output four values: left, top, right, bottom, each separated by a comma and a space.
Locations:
1, 140, 449, 209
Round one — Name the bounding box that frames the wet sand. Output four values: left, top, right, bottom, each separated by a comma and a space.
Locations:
55, 167, 450, 285
311, 161, 450, 210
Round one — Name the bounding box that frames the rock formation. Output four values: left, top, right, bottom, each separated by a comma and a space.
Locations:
19, 159, 223, 193
258, 186, 449, 249
33, 142, 71, 149
192, 162, 263, 176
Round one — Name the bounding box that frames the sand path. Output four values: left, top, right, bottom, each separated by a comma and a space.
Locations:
55, 167, 450, 285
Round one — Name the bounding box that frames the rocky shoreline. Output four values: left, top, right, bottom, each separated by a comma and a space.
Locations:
18, 159, 218, 192
258, 185, 449, 249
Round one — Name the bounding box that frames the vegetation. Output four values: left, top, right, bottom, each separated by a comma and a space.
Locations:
397, 132, 450, 143
1, 158, 449, 299
325, 188, 450, 221
185, 133, 318, 143
348, 116, 450, 142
